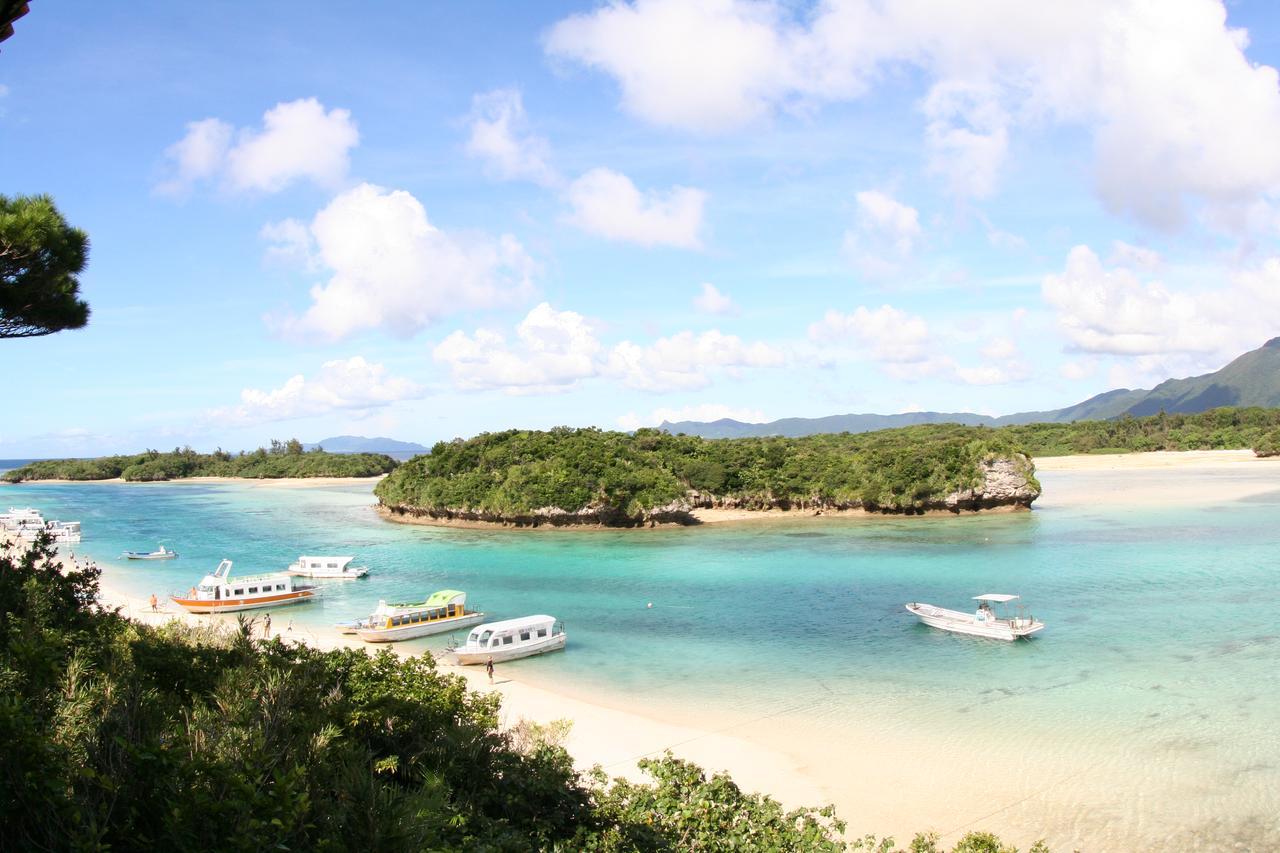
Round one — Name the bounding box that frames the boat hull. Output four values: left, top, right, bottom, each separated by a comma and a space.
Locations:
172, 589, 318, 614
453, 633, 567, 665
287, 569, 368, 579
906, 603, 1043, 641
124, 553, 176, 560
355, 612, 486, 642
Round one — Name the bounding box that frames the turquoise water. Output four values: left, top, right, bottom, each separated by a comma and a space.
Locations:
4, 474, 1279, 849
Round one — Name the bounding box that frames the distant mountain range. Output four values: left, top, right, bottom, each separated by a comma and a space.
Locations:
304, 436, 429, 459
661, 337, 1280, 439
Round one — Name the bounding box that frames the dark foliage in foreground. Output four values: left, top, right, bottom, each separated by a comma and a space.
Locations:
3, 439, 398, 482
0, 535, 1047, 851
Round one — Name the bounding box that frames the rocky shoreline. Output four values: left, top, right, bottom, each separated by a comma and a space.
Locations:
377, 457, 1040, 530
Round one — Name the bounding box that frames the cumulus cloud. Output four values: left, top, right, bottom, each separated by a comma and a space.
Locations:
605, 329, 786, 391
211, 357, 423, 425
565, 167, 706, 248
843, 190, 921, 275
259, 218, 316, 269
547, 0, 1280, 223
433, 304, 783, 394
810, 305, 1029, 385
693, 282, 737, 315
616, 403, 767, 431
1043, 244, 1280, 371
465, 88, 559, 186
275, 183, 535, 341
158, 98, 358, 195
433, 303, 600, 393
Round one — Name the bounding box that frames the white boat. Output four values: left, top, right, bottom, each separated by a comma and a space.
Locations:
286, 555, 369, 579
2, 508, 46, 532
171, 559, 319, 614
906, 594, 1044, 641
351, 590, 485, 642
18, 519, 81, 543
451, 615, 566, 665
123, 544, 178, 560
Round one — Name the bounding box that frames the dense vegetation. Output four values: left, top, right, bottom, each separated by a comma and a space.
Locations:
3, 439, 398, 482
1001, 406, 1280, 456
0, 193, 91, 338
0, 535, 1044, 851
375, 425, 1038, 523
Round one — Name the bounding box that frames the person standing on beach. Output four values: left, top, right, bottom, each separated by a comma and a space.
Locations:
486, 658, 494, 683
149, 593, 157, 612
263, 613, 272, 638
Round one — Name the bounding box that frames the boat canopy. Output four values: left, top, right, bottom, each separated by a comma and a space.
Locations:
471, 615, 555, 634
973, 593, 1020, 602
298, 555, 355, 566
425, 589, 465, 607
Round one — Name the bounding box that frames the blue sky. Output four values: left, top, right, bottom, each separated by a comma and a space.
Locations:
4, 0, 1280, 456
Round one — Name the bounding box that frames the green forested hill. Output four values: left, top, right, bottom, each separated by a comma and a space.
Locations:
2, 440, 398, 482
375, 425, 1040, 525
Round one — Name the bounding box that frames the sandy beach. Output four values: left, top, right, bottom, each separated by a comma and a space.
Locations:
6, 475, 386, 487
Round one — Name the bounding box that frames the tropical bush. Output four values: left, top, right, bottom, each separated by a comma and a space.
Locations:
3, 440, 398, 482
375, 425, 1038, 521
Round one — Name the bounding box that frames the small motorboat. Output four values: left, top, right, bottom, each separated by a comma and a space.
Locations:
286, 555, 369, 579
123, 544, 178, 560
450, 615, 567, 665
906, 594, 1044, 641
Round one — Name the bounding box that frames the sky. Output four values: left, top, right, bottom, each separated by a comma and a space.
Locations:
4, 0, 1280, 456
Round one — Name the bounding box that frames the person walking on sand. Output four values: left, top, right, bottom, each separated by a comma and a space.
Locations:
486, 658, 495, 683
263, 613, 272, 638
149, 593, 158, 612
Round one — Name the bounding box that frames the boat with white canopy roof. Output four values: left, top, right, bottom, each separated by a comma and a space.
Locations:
906, 594, 1044, 641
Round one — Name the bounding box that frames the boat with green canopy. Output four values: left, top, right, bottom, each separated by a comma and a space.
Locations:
345, 590, 485, 643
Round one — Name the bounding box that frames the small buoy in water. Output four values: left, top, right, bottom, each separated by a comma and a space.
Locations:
647, 602, 653, 608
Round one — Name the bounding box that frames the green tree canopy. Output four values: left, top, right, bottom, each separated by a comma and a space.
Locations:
0, 194, 91, 338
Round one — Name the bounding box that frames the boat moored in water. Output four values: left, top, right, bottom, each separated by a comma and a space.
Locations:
906, 594, 1044, 641
171, 559, 318, 614
451, 615, 566, 665
18, 519, 81, 543
287, 555, 369, 579
351, 590, 484, 642
123, 544, 178, 560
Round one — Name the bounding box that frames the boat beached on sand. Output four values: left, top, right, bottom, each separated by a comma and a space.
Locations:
343, 590, 485, 642
123, 544, 177, 560
906, 594, 1044, 641
286, 555, 369, 579
451, 615, 567, 665
171, 559, 319, 614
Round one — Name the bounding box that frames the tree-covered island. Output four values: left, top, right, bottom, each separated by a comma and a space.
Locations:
2, 439, 398, 483
375, 425, 1041, 528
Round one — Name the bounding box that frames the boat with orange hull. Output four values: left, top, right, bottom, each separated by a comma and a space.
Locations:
171, 559, 319, 614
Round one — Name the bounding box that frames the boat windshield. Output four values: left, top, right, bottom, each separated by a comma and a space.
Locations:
477, 630, 493, 645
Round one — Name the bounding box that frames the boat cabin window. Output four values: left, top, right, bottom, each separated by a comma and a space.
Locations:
234, 588, 244, 596
478, 631, 493, 645
248, 587, 259, 594
537, 628, 547, 638
503, 635, 513, 645
448, 604, 457, 616
276, 584, 285, 591
327, 562, 337, 568
552, 624, 562, 635
520, 631, 530, 641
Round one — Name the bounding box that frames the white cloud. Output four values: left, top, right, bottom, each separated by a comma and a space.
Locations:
433, 303, 600, 393
212, 357, 423, 425
465, 88, 559, 186
277, 183, 535, 341
979, 336, 1018, 361
432, 304, 783, 394
547, 0, 1280, 223
158, 98, 358, 195
617, 403, 767, 431
260, 218, 316, 269
808, 305, 931, 363
156, 118, 232, 196
843, 190, 921, 275
1042, 244, 1280, 375
693, 282, 737, 315
606, 329, 786, 391
565, 167, 706, 248
1108, 241, 1161, 271
1060, 359, 1097, 381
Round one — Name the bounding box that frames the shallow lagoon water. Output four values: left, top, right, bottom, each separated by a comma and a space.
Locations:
4, 473, 1278, 849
